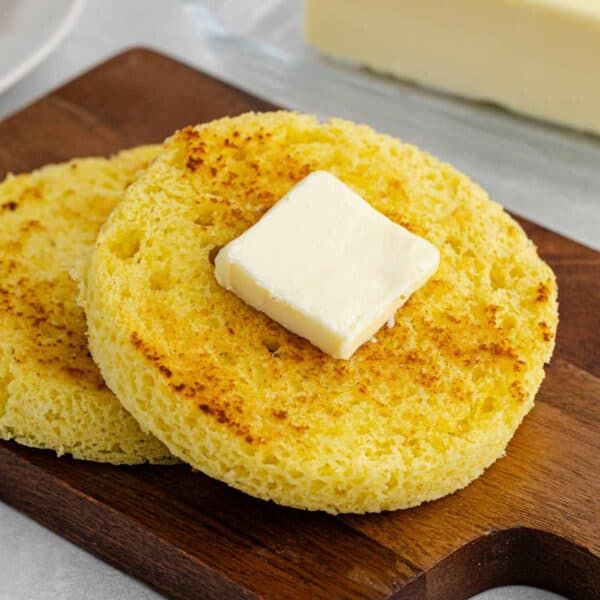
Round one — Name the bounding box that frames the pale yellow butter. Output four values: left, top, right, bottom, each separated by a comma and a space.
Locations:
214, 171, 439, 359
305, 0, 600, 135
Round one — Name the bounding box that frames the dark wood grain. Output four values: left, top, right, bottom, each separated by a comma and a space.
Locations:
0, 49, 598, 600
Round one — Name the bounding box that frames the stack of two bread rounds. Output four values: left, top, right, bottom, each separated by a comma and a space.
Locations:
2, 111, 557, 513
77, 111, 557, 513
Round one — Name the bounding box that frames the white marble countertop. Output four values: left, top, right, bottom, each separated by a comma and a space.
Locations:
0, 1, 593, 598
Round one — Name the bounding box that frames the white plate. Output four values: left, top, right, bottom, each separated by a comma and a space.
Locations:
0, 0, 84, 95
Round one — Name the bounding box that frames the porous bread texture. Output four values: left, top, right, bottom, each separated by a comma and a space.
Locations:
82, 112, 558, 512
0, 147, 173, 464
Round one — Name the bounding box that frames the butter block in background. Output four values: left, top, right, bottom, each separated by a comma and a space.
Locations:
305, 0, 600, 135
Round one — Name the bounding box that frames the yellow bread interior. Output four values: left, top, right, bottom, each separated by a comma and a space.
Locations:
81, 112, 558, 511
0, 147, 173, 464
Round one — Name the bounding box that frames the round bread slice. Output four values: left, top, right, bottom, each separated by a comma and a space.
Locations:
82, 112, 558, 511
0, 147, 173, 464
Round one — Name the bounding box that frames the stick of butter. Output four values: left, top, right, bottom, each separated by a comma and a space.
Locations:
214, 171, 439, 359
305, 0, 600, 135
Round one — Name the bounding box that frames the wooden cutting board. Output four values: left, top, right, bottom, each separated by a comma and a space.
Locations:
0, 49, 598, 600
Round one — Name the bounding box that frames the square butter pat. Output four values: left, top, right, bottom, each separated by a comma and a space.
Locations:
214, 171, 439, 359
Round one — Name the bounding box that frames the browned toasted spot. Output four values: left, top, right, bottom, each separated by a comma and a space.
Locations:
159, 365, 172, 378
510, 381, 527, 403
291, 423, 309, 434
513, 360, 527, 373
186, 156, 203, 171
198, 403, 226, 422
272, 409, 287, 420
295, 164, 312, 180
62, 365, 87, 379
175, 380, 207, 399
179, 125, 200, 141
416, 369, 440, 388
2, 201, 18, 211
398, 219, 414, 232
400, 350, 426, 365
181, 129, 208, 172
480, 342, 519, 361
20, 219, 44, 233
484, 305, 500, 328
538, 321, 554, 342
197, 398, 258, 443
536, 282, 550, 303
1, 201, 19, 211
130, 331, 173, 380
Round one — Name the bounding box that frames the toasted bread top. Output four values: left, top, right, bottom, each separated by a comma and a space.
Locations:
0, 146, 173, 464
83, 112, 557, 511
